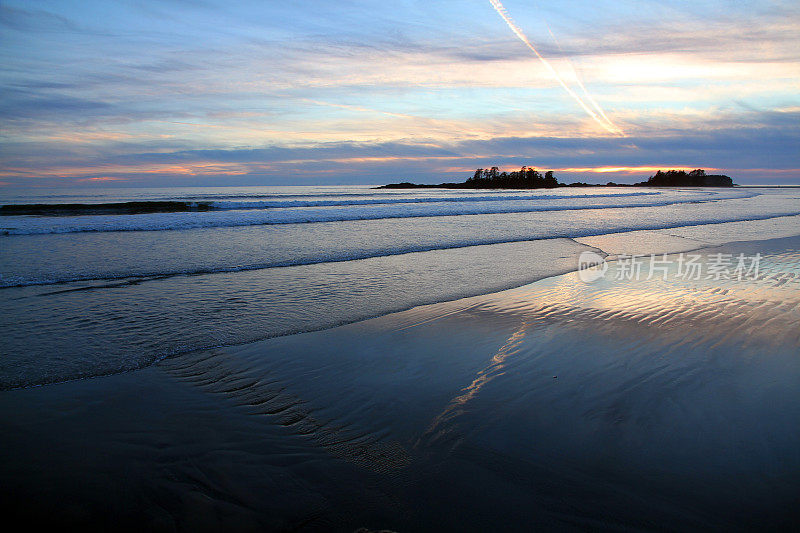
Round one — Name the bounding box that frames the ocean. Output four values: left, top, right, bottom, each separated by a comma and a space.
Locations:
1, 185, 799, 390
2, 185, 800, 530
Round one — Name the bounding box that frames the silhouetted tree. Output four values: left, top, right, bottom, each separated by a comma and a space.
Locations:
637, 169, 731, 187
544, 171, 558, 188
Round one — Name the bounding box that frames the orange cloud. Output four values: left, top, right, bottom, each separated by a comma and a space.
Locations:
554, 166, 720, 174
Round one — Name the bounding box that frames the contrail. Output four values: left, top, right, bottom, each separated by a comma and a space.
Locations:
544, 24, 621, 133
488, 0, 623, 136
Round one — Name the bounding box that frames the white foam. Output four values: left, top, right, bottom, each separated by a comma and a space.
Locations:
205, 191, 661, 210
0, 189, 760, 235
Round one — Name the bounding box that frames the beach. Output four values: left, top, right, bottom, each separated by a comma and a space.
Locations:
4, 0, 800, 528
1, 187, 799, 531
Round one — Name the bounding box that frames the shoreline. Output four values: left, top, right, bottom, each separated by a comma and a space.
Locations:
2, 210, 797, 286
2, 232, 799, 530
3, 214, 800, 392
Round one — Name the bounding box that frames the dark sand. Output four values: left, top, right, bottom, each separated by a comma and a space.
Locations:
2, 236, 799, 531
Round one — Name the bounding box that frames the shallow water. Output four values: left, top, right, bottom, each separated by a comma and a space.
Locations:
2, 236, 798, 531
2, 186, 799, 390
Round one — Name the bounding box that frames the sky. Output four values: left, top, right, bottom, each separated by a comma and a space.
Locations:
1, 0, 798, 187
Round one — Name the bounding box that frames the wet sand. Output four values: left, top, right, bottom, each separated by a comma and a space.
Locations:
2, 235, 799, 531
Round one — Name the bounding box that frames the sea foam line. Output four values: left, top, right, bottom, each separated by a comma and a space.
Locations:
2, 211, 796, 290
0, 191, 660, 216
0, 192, 758, 236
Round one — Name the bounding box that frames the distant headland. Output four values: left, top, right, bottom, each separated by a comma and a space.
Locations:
378, 167, 733, 189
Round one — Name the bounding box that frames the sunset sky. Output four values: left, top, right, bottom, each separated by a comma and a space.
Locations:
2, 0, 798, 187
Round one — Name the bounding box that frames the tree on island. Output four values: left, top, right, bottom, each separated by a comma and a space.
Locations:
465, 166, 559, 189
636, 169, 733, 187
379, 166, 733, 189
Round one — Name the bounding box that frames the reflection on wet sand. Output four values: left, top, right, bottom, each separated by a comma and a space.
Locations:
419, 322, 529, 450
1, 236, 799, 530
147, 237, 800, 529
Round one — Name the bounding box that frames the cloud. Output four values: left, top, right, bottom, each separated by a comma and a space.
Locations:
2, 108, 797, 186
0, 5, 80, 32
75, 176, 127, 182
0, 90, 113, 120
1, 0, 798, 186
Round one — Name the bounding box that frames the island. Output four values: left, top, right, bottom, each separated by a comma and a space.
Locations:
379, 167, 734, 189
631, 169, 733, 187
